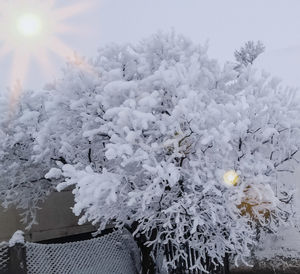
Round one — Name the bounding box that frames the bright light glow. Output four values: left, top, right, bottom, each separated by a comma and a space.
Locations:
223, 170, 239, 187
17, 14, 42, 37
0, 0, 94, 104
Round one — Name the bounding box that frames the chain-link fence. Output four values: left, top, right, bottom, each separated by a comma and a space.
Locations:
0, 242, 9, 273
0, 229, 141, 274
0, 229, 230, 274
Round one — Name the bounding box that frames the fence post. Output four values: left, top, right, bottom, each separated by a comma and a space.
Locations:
8, 243, 27, 274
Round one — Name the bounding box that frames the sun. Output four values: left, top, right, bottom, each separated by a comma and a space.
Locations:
17, 13, 43, 37
0, 0, 94, 103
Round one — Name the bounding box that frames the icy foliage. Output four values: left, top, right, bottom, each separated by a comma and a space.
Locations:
234, 40, 265, 66
1, 33, 300, 271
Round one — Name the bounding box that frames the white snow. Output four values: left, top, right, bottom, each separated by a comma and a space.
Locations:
9, 230, 25, 247
45, 168, 62, 179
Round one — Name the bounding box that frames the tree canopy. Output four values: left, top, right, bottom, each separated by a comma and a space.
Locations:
1, 33, 300, 271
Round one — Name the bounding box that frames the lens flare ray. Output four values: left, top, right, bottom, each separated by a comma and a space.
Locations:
53, 2, 93, 21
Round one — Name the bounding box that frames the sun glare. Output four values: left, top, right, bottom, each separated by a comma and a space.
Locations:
17, 14, 42, 37
0, 0, 94, 104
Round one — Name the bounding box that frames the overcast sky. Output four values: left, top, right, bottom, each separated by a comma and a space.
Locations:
1, 0, 300, 90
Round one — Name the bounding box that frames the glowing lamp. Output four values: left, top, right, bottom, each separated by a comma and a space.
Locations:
223, 170, 239, 187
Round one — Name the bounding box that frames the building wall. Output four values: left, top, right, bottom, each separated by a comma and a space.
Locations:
0, 190, 96, 242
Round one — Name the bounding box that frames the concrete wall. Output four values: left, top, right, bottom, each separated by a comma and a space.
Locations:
0, 190, 96, 242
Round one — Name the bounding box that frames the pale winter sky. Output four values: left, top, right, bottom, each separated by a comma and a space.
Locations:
1, 0, 300, 90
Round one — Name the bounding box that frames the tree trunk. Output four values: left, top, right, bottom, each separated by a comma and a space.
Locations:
127, 222, 157, 274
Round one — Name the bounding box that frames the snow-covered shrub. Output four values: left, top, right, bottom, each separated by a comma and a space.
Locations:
1, 33, 300, 272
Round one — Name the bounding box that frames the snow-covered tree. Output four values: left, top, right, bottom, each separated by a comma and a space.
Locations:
0, 88, 58, 228
1, 33, 300, 272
